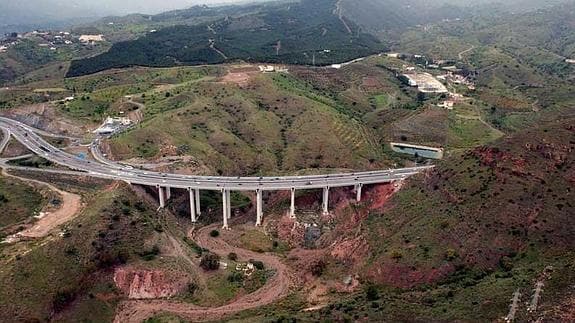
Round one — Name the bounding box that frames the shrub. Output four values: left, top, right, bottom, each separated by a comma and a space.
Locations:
390, 250, 403, 260
445, 248, 458, 261
365, 284, 379, 301
138, 245, 160, 261
249, 259, 265, 270
200, 253, 220, 271
227, 271, 244, 283
187, 282, 198, 295
499, 256, 514, 272
228, 252, 238, 261
52, 289, 76, 313
310, 259, 327, 277
210, 230, 220, 238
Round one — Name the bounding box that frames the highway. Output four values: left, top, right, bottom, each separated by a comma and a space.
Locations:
0, 117, 433, 191
0, 128, 10, 154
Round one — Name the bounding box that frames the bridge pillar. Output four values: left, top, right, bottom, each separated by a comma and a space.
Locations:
355, 183, 363, 202
322, 187, 329, 215
166, 187, 171, 200
226, 190, 232, 219
189, 188, 197, 223
222, 189, 229, 230
158, 186, 166, 208
256, 189, 263, 226
195, 189, 201, 216
290, 188, 296, 218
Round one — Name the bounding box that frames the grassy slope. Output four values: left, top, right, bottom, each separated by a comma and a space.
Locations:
226, 116, 575, 322
0, 176, 44, 230
0, 183, 160, 322
355, 118, 574, 320
67, 54, 513, 176
109, 70, 390, 175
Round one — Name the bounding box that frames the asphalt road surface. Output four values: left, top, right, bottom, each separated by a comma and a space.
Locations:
0, 117, 433, 191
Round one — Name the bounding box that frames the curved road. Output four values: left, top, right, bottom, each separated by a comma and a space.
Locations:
0, 117, 433, 191
0, 128, 10, 154
114, 224, 295, 322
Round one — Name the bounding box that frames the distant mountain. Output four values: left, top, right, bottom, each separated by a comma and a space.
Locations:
0, 0, 275, 36
67, 0, 384, 77
340, 0, 570, 34
0, 1, 109, 34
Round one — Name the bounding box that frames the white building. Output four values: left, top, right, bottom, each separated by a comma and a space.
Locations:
93, 117, 132, 135
79, 34, 104, 43
438, 100, 455, 109
258, 65, 288, 73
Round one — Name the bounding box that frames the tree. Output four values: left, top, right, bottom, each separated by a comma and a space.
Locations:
365, 284, 380, 301
249, 259, 265, 270
200, 253, 220, 271
310, 259, 327, 277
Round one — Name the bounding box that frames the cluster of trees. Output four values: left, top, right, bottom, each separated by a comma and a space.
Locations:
67, 0, 383, 77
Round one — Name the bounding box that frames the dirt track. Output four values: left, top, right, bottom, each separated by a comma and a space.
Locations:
113, 223, 296, 322
1, 168, 83, 239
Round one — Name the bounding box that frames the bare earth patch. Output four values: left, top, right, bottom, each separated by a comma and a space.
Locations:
114, 267, 190, 299
1, 169, 83, 241
1, 103, 89, 137
113, 223, 297, 323
221, 66, 259, 87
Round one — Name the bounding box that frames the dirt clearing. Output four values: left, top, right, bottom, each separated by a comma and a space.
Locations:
1, 168, 83, 241
113, 223, 297, 322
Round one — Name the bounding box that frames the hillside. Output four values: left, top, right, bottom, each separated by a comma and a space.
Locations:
66, 0, 383, 77
2, 0, 575, 321
75, 3, 273, 43
225, 114, 574, 322
340, 0, 570, 34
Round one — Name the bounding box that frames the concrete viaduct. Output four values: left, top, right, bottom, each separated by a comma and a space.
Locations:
0, 117, 433, 229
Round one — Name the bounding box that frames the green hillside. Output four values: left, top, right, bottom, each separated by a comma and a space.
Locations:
66, 0, 383, 77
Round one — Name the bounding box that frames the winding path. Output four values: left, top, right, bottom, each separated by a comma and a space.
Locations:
458, 45, 475, 61
113, 223, 295, 322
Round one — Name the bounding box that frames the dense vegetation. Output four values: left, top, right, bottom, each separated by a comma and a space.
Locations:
67, 0, 383, 77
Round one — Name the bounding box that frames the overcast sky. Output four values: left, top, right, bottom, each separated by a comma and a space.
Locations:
76, 0, 255, 15
0, 0, 260, 23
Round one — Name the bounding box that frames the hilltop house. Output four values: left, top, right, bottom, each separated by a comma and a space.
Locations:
79, 35, 104, 43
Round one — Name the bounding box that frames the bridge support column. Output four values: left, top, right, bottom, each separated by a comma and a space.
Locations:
355, 183, 363, 202
222, 189, 229, 230
256, 189, 263, 226
322, 187, 329, 215
166, 187, 171, 200
195, 189, 201, 216
158, 186, 166, 208
226, 190, 232, 219
290, 188, 296, 218
189, 188, 197, 223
